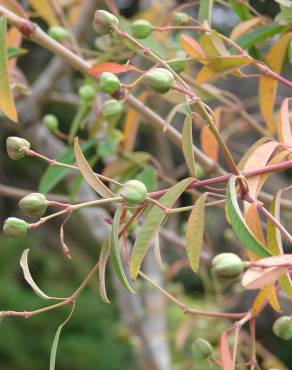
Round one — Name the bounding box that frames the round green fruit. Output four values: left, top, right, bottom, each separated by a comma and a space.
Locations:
212, 253, 244, 282
120, 180, 147, 205
78, 85, 96, 101
19, 193, 47, 218
273, 316, 292, 340
100, 72, 120, 94
6, 137, 30, 160
3, 217, 29, 238
131, 19, 152, 39
48, 26, 70, 41
102, 99, 123, 118
94, 10, 119, 34
192, 338, 213, 359
42, 114, 59, 133
144, 68, 174, 94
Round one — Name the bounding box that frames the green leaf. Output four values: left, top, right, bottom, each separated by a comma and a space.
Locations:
164, 102, 190, 132
7, 46, 27, 59
136, 166, 157, 192
98, 237, 111, 303
111, 207, 135, 293
267, 192, 292, 299
237, 24, 284, 50
0, 16, 18, 122
185, 193, 207, 272
198, 0, 214, 25
182, 115, 196, 177
38, 139, 95, 193
49, 303, 75, 370
74, 137, 114, 198
130, 178, 193, 279
229, 0, 251, 20
226, 176, 271, 257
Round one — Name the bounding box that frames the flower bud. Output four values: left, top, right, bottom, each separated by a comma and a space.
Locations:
192, 338, 214, 359
19, 193, 47, 218
3, 217, 29, 238
42, 114, 59, 133
120, 180, 147, 205
144, 68, 174, 94
212, 253, 244, 282
78, 85, 96, 101
100, 72, 120, 94
173, 12, 190, 25
167, 59, 186, 73
102, 99, 123, 118
131, 19, 153, 39
6, 137, 30, 160
94, 10, 119, 34
48, 26, 70, 41
273, 316, 292, 340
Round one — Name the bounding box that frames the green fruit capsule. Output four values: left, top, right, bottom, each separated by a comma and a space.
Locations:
78, 85, 96, 101
167, 59, 186, 73
94, 10, 119, 34
42, 114, 59, 133
48, 26, 70, 41
273, 316, 292, 340
131, 19, 153, 39
120, 180, 147, 205
212, 253, 244, 282
172, 12, 190, 25
100, 72, 120, 94
3, 217, 29, 238
102, 99, 123, 118
192, 338, 214, 359
144, 68, 174, 94
19, 193, 47, 218
6, 137, 30, 160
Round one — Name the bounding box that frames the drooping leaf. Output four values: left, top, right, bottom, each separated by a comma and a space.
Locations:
74, 137, 114, 198
252, 284, 281, 316
0, 16, 17, 122
88, 62, 142, 78
229, 0, 251, 20
200, 107, 221, 161
131, 178, 193, 280
237, 137, 269, 170
182, 115, 196, 177
111, 207, 135, 293
220, 330, 233, 370
38, 139, 95, 193
242, 265, 289, 290
230, 17, 261, 41
98, 238, 111, 303
259, 32, 292, 132
49, 303, 75, 370
20, 249, 62, 300
153, 231, 163, 268
179, 34, 205, 59
277, 97, 292, 146
237, 24, 284, 50
226, 176, 271, 257
60, 215, 72, 259
198, 0, 214, 26
28, 0, 59, 26
185, 193, 207, 272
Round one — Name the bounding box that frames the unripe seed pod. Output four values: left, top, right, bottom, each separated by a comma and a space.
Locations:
120, 180, 147, 205
102, 99, 123, 118
3, 217, 29, 238
100, 72, 120, 94
212, 253, 244, 282
173, 12, 190, 25
273, 316, 292, 340
144, 68, 174, 94
78, 85, 96, 101
192, 338, 214, 359
94, 10, 119, 34
48, 26, 70, 41
168, 59, 186, 73
6, 136, 30, 160
131, 19, 153, 39
42, 114, 59, 133
19, 193, 47, 218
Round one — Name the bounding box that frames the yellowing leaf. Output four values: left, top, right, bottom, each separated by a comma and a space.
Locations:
28, 0, 59, 26
230, 17, 262, 41
259, 32, 292, 132
200, 31, 229, 57
196, 56, 251, 85
185, 193, 207, 272
200, 107, 221, 161
0, 17, 17, 122
74, 137, 114, 198
252, 284, 281, 316
277, 97, 292, 146
182, 115, 196, 177
123, 91, 148, 152
179, 34, 205, 60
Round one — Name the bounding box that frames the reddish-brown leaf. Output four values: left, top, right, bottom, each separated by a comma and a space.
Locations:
242, 265, 289, 290
277, 97, 292, 146
220, 330, 233, 370
200, 107, 221, 161
0, 0, 27, 17
88, 62, 142, 77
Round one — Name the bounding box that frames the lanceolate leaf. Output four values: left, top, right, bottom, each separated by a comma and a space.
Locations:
179, 34, 205, 59
242, 265, 289, 290
198, 0, 214, 26
20, 249, 61, 300
226, 176, 271, 257
277, 97, 292, 146
28, 0, 59, 26
200, 31, 229, 57
131, 178, 193, 280
88, 62, 141, 77
182, 115, 196, 177
164, 102, 189, 132
230, 17, 262, 41
49, 303, 75, 370
229, 0, 251, 20
237, 24, 284, 50
185, 193, 207, 272
220, 330, 233, 370
0, 16, 18, 122
99, 238, 111, 303
74, 137, 114, 198
200, 107, 220, 161
259, 32, 292, 132
252, 284, 281, 316
111, 207, 135, 293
